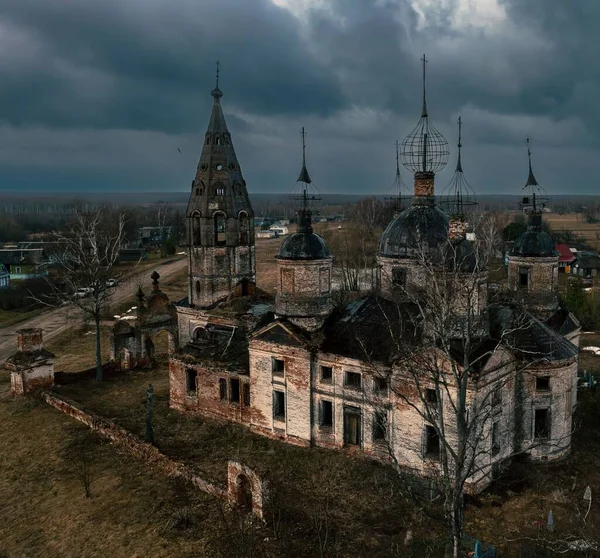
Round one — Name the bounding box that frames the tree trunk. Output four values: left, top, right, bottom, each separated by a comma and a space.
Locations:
95, 312, 103, 382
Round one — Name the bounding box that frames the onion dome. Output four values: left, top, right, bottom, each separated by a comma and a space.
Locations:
277, 128, 331, 261
510, 140, 556, 257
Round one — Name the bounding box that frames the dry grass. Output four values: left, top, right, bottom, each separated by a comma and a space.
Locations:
0, 307, 45, 328
545, 213, 600, 251
0, 373, 221, 558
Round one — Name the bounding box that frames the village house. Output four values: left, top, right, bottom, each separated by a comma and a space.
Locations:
0, 248, 48, 281
112, 72, 580, 493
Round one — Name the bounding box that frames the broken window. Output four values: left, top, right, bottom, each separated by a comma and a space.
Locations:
492, 385, 502, 407
230, 378, 240, 404
343, 406, 361, 446
519, 267, 529, 288
425, 388, 437, 404
242, 383, 250, 407
534, 408, 550, 440
373, 411, 387, 442
186, 368, 197, 395
392, 267, 406, 288
344, 371, 362, 390
219, 378, 227, 401
320, 400, 333, 428
272, 358, 285, 377
214, 213, 226, 246
424, 425, 440, 458
321, 366, 333, 383
491, 421, 500, 456
536, 376, 550, 391
374, 377, 388, 393
273, 391, 285, 420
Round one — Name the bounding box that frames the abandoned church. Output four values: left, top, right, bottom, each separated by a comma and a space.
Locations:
111, 66, 580, 494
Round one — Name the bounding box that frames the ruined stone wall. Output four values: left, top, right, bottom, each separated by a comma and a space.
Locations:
189, 245, 256, 308
17, 328, 44, 352
507, 255, 559, 315
377, 255, 427, 300
519, 358, 577, 461
275, 258, 333, 331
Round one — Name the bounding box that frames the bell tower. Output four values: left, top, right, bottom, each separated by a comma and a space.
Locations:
186, 63, 256, 308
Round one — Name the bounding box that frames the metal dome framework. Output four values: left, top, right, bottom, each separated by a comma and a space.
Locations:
385, 140, 409, 212
400, 55, 449, 174
440, 116, 477, 216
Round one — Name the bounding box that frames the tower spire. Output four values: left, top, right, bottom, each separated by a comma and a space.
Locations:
421, 54, 428, 118
211, 60, 223, 100
455, 116, 463, 173
395, 139, 401, 179
297, 126, 312, 185
525, 137, 538, 188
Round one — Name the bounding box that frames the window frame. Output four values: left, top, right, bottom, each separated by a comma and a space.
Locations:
319, 399, 333, 429
320, 365, 333, 383
373, 410, 387, 442
272, 358, 285, 378
344, 371, 362, 390
273, 390, 286, 421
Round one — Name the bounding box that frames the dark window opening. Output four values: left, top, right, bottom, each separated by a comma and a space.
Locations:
195, 280, 201, 295
241, 278, 250, 296
205, 135, 210, 145
273, 391, 285, 420
374, 377, 388, 393
536, 376, 550, 391
519, 267, 529, 288
230, 378, 240, 404
243, 382, 250, 407
239, 214, 249, 245
534, 408, 550, 440
492, 386, 502, 407
225, 134, 230, 146
219, 378, 227, 401
320, 400, 333, 428
215, 134, 221, 146
392, 267, 406, 287
193, 217, 201, 245
321, 366, 333, 383
343, 406, 361, 446
216, 187, 225, 196
215, 213, 226, 246
272, 358, 285, 377
186, 368, 197, 395
344, 371, 362, 390
373, 411, 387, 441
424, 425, 440, 458
425, 388, 437, 404
492, 421, 500, 456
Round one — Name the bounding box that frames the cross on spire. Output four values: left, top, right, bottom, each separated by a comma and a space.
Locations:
216, 60, 220, 89
211, 60, 223, 100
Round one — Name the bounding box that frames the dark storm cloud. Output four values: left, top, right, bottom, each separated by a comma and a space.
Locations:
0, 0, 344, 132
0, 0, 596, 194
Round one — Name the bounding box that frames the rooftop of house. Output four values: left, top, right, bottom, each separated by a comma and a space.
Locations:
0, 248, 47, 265
556, 244, 576, 264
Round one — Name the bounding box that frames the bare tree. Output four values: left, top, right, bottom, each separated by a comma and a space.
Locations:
354, 238, 574, 557
34, 208, 128, 381
475, 211, 505, 261
155, 201, 171, 257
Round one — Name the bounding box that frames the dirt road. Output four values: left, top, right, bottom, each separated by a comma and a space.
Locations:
0, 257, 188, 361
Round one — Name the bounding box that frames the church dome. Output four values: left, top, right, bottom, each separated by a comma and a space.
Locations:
379, 204, 449, 258
510, 229, 556, 257
277, 232, 331, 260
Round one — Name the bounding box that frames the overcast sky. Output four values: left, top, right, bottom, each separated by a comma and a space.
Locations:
0, 0, 596, 195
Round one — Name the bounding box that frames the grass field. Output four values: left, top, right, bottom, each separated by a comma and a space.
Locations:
545, 213, 600, 251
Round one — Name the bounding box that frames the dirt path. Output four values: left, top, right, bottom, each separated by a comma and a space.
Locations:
0, 257, 188, 361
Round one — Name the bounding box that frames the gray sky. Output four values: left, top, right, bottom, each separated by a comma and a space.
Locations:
0, 0, 596, 195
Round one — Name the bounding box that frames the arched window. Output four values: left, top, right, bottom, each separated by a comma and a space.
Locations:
239, 211, 249, 245
214, 213, 226, 246
224, 134, 231, 146
214, 134, 221, 146
205, 134, 211, 145
191, 211, 201, 245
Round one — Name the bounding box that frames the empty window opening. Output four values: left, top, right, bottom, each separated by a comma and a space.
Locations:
243, 383, 250, 407
216, 187, 225, 196
235, 474, 252, 510
219, 378, 227, 401
320, 400, 333, 428
534, 408, 550, 440
195, 280, 201, 295
425, 388, 437, 404
424, 425, 440, 458
230, 378, 240, 404
492, 421, 500, 456
215, 135, 221, 146
392, 268, 406, 287
519, 267, 529, 288
273, 391, 286, 420
193, 216, 201, 245
186, 368, 197, 395
272, 358, 285, 377
536, 376, 550, 391
215, 213, 226, 246
344, 371, 362, 390
373, 411, 387, 441
374, 377, 388, 393
321, 366, 333, 383
492, 386, 502, 407
239, 213, 249, 245
343, 406, 361, 446
205, 135, 211, 145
